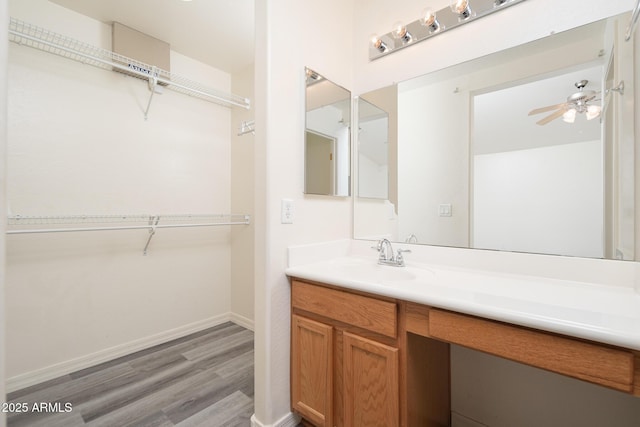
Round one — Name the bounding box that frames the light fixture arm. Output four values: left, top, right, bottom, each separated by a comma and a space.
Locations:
625, 0, 640, 42
609, 81, 625, 96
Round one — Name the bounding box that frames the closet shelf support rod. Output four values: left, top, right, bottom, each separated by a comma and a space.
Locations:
143, 215, 161, 256
144, 70, 158, 120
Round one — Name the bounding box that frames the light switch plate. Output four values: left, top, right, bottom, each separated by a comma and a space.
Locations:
439, 204, 452, 217
281, 199, 294, 224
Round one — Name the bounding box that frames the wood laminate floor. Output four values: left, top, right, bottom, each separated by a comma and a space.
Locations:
6, 322, 254, 427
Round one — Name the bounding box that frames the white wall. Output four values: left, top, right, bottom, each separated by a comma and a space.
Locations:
231, 64, 255, 329
6, 0, 238, 390
398, 79, 470, 247
353, 0, 640, 426
353, 197, 397, 241
253, 0, 354, 425
0, 0, 7, 425
451, 345, 640, 427
358, 153, 388, 199
474, 140, 604, 258
636, 3, 640, 265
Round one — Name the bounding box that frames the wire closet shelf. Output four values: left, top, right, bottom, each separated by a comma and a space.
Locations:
8, 18, 251, 112
7, 214, 251, 255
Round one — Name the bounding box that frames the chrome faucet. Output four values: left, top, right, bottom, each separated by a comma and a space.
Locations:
374, 239, 411, 267
405, 234, 418, 243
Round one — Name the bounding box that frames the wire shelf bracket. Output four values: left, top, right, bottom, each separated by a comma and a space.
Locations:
8, 18, 251, 118
7, 214, 251, 255
238, 120, 255, 136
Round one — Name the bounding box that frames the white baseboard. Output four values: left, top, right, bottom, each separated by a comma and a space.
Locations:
230, 312, 254, 331
7, 313, 243, 393
251, 412, 301, 427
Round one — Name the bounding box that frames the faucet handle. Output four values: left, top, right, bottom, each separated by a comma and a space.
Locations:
395, 248, 411, 266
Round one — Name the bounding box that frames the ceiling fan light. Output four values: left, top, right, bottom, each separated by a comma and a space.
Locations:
586, 104, 601, 120
562, 108, 577, 123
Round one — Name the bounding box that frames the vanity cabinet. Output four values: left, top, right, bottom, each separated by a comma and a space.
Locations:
343, 332, 399, 427
291, 276, 640, 427
291, 314, 334, 427
291, 279, 401, 427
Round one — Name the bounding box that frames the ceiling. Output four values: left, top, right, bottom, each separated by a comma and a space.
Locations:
50, 0, 254, 74
474, 65, 603, 155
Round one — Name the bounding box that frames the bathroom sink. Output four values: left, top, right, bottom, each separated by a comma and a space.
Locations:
327, 258, 418, 283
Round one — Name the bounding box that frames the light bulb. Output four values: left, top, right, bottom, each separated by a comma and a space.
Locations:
370, 34, 388, 52
450, 0, 467, 13
392, 22, 412, 43
305, 69, 322, 84
586, 104, 601, 120
562, 108, 577, 123
421, 9, 441, 33
450, 0, 472, 19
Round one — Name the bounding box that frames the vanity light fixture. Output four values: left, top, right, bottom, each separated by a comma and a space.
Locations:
450, 0, 472, 20
369, 0, 526, 60
371, 34, 389, 53
392, 22, 413, 44
305, 68, 324, 85
421, 9, 441, 33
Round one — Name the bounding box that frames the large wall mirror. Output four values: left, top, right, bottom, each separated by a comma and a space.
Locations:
305, 68, 351, 196
354, 12, 636, 261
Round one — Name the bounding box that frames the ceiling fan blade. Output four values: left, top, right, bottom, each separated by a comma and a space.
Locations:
528, 103, 567, 116
536, 107, 567, 125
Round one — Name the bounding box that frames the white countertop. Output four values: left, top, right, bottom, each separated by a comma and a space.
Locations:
286, 255, 640, 351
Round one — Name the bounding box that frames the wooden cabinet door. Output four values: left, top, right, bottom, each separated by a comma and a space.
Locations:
291, 315, 334, 427
343, 332, 399, 427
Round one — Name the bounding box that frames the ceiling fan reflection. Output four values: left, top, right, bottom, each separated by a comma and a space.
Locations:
528, 80, 601, 125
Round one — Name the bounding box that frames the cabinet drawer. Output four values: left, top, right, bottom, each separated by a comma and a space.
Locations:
429, 309, 634, 392
292, 280, 397, 338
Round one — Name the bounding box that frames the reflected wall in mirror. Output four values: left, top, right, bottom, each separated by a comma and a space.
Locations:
358, 97, 389, 199
305, 68, 351, 196
354, 12, 636, 260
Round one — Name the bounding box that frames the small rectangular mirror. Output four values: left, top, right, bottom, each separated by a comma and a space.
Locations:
305, 68, 351, 196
